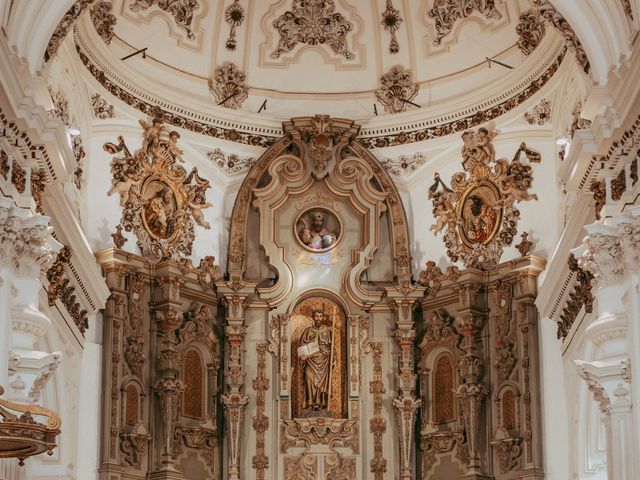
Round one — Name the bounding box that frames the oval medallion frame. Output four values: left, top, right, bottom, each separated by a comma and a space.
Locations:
456, 179, 503, 248
294, 207, 343, 253
140, 176, 181, 242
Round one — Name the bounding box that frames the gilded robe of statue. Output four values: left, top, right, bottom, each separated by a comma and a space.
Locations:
300, 317, 332, 410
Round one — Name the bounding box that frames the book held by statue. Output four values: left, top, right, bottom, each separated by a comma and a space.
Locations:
297, 340, 320, 357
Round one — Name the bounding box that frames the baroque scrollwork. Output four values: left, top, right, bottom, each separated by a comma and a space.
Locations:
380, 152, 426, 176
129, 0, 200, 39
208, 62, 248, 110
524, 98, 551, 125
369, 343, 387, 480
91, 1, 117, 44
252, 342, 270, 479
45, 0, 94, 61
103, 114, 212, 261
271, 0, 355, 60
516, 10, 546, 56
375, 66, 419, 114
91, 93, 115, 119
428, 129, 541, 269
381, 0, 403, 54
207, 148, 256, 174
428, 0, 502, 46
224, 0, 245, 50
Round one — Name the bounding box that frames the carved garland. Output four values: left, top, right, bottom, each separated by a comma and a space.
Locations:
428, 129, 541, 269
103, 114, 212, 261
369, 343, 387, 479
252, 342, 270, 479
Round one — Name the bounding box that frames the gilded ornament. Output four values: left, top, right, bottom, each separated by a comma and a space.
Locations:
428, 130, 541, 269
515, 231, 534, 256
111, 224, 128, 248
103, 114, 212, 261
369, 343, 387, 479
375, 66, 419, 114
208, 63, 248, 110
271, 0, 354, 60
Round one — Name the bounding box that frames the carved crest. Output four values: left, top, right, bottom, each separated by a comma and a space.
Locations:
104, 114, 212, 261
428, 128, 540, 269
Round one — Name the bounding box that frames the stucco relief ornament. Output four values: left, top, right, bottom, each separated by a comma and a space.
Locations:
91, 93, 115, 119
428, 128, 540, 269
381, 0, 403, 54
428, 0, 502, 46
224, 0, 245, 51
524, 98, 551, 125
375, 66, 419, 114
129, 0, 200, 39
208, 62, 248, 110
103, 114, 212, 261
271, 0, 355, 60
516, 10, 545, 56
91, 1, 117, 44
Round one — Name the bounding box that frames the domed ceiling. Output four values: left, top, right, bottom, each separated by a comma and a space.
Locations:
77, 0, 570, 133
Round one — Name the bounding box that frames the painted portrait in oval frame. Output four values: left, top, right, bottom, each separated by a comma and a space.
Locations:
294, 208, 343, 253
141, 178, 179, 241
457, 180, 503, 247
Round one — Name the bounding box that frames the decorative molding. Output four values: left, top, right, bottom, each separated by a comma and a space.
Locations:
91, 93, 115, 119
621, 0, 634, 21
532, 0, 590, 74
48, 86, 71, 125
516, 10, 546, 56
46, 246, 73, 306
569, 101, 592, 137
103, 114, 212, 261
224, 0, 245, 51
90, 1, 117, 44
45, 0, 95, 61
271, 0, 355, 60
427, 0, 502, 46
524, 98, 551, 125
375, 66, 419, 114
252, 342, 269, 479
515, 231, 534, 256
428, 131, 541, 269
417, 261, 460, 296
129, 0, 200, 40
381, 0, 403, 54
557, 254, 593, 340
208, 62, 248, 110
380, 152, 426, 176
369, 343, 386, 479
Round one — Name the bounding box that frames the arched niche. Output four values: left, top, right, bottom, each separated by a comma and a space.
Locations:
182, 347, 205, 419
225, 115, 413, 310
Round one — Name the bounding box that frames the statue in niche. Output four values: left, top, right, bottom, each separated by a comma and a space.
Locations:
296, 209, 340, 251
291, 297, 346, 418
144, 183, 176, 238
298, 309, 333, 410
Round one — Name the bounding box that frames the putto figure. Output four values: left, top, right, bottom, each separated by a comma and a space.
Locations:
298, 211, 337, 250
298, 309, 333, 411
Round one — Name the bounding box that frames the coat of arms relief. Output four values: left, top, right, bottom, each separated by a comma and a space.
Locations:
104, 114, 212, 261
429, 128, 540, 269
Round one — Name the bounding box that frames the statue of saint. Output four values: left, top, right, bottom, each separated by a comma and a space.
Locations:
145, 186, 175, 238
298, 211, 337, 250
298, 309, 333, 411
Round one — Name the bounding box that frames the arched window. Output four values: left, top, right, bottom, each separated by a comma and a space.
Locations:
502, 389, 517, 431
125, 384, 139, 427
433, 354, 455, 424
182, 348, 204, 419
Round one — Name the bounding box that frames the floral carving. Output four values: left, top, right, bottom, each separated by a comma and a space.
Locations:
557, 255, 593, 340
524, 98, 551, 125
46, 246, 72, 306
252, 343, 270, 479
271, 0, 354, 60
532, 0, 590, 74
207, 148, 256, 174
569, 101, 592, 137
380, 152, 425, 176
103, 114, 212, 261
45, 0, 94, 61
428, 0, 502, 46
381, 0, 403, 54
225, 0, 245, 51
129, 0, 200, 39
208, 63, 248, 110
428, 130, 541, 269
48, 86, 71, 125
91, 1, 117, 44
91, 93, 115, 119
375, 66, 419, 114
516, 10, 545, 56
369, 343, 387, 479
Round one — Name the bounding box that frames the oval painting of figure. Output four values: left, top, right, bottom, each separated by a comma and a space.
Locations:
294, 208, 342, 253
141, 179, 179, 240
458, 181, 502, 247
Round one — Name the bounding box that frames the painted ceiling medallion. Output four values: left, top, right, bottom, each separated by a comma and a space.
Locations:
270, 0, 355, 60
224, 0, 245, 51
428, 128, 541, 269
516, 10, 545, 56
91, 1, 117, 44
375, 66, 419, 114
381, 0, 403, 54
103, 114, 212, 261
208, 62, 248, 110
129, 0, 200, 40
524, 98, 551, 125
428, 0, 502, 46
